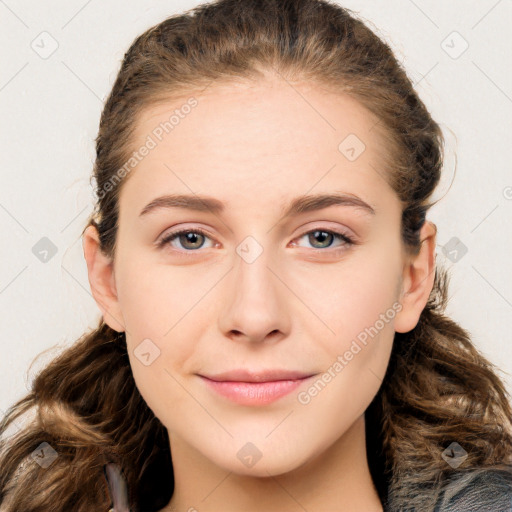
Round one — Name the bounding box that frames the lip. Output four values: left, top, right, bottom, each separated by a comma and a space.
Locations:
201, 369, 316, 383
198, 371, 317, 406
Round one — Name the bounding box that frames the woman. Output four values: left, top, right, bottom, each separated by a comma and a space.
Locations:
1, 0, 512, 510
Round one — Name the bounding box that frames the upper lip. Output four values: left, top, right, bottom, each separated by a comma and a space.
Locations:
199, 369, 317, 383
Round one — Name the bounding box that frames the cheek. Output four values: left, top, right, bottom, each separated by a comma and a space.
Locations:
126, 331, 195, 427
295, 245, 400, 390
114, 250, 201, 336
297, 247, 402, 338
114, 257, 203, 413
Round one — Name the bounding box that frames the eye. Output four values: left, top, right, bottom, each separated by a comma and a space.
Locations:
157, 228, 214, 252
291, 228, 354, 251
157, 226, 355, 255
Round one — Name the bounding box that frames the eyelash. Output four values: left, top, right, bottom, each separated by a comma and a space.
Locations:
157, 227, 355, 256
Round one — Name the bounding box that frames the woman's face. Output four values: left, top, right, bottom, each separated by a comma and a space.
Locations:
87, 75, 432, 478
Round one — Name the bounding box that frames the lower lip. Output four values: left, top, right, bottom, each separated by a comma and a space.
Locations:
200, 376, 313, 406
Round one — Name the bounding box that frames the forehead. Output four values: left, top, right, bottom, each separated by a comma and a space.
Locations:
134, 77, 384, 158
120, 76, 395, 216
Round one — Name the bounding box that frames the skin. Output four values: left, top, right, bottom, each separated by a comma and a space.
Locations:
83, 72, 436, 511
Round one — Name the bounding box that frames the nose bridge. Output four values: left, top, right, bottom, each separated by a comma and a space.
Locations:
233, 233, 277, 302
218, 232, 288, 342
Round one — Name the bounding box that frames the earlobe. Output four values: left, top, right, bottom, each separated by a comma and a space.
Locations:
394, 221, 437, 334
82, 225, 126, 333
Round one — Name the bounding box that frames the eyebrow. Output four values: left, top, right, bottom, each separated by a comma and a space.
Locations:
138, 192, 376, 218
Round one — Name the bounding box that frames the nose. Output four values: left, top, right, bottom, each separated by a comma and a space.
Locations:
217, 243, 291, 344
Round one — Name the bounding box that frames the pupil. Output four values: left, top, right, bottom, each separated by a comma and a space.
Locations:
310, 230, 332, 248
183, 232, 202, 248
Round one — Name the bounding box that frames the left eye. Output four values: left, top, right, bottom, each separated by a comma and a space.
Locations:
157, 228, 354, 253
292, 229, 354, 250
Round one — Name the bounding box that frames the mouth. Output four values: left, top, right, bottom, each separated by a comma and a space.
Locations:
200, 368, 317, 383
198, 374, 316, 406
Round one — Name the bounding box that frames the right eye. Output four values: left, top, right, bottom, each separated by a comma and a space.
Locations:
157, 228, 215, 253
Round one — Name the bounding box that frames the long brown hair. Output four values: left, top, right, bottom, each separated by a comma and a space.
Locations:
2, 0, 511, 510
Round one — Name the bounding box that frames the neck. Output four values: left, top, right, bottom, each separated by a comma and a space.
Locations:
160, 415, 383, 512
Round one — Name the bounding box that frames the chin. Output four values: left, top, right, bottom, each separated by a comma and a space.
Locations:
209, 441, 311, 479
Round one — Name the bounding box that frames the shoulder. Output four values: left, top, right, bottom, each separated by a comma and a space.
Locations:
434, 466, 512, 512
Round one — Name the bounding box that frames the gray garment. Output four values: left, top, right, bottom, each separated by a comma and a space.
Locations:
432, 467, 512, 512
104, 463, 512, 512
104, 463, 131, 512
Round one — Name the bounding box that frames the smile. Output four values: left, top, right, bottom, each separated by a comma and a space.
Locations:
199, 375, 315, 406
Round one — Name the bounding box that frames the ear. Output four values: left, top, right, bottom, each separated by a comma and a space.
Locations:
82, 225, 126, 333
394, 220, 437, 334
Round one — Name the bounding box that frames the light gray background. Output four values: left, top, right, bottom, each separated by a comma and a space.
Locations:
1, 0, 512, 419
